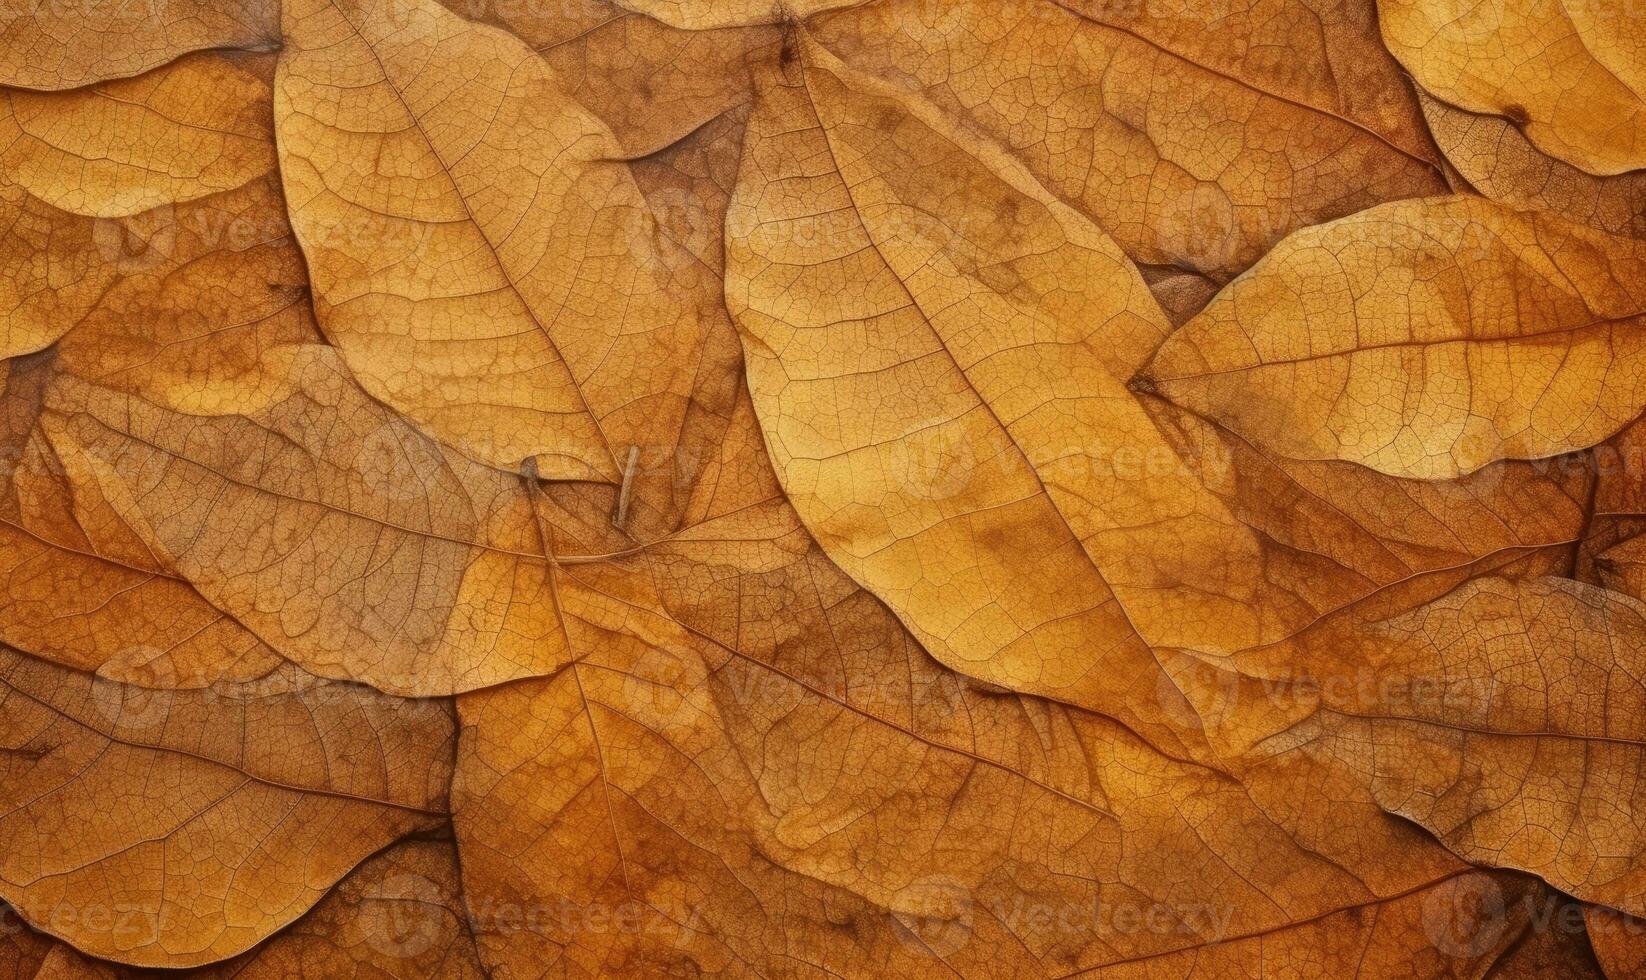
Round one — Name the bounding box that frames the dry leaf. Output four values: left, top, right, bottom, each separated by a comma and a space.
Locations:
1417, 89, 1646, 239
809, 0, 1448, 280
0, 176, 579, 696
1380, 0, 1646, 175
445, 0, 781, 156
723, 38, 1590, 723
724, 37, 1297, 705
26, 837, 484, 978
451, 393, 1527, 978
0, 650, 452, 966
0, 0, 276, 90
276, 0, 736, 496
1482, 894, 1607, 979
0, 178, 306, 684
1587, 906, 1646, 979
2, 0, 1644, 974
1244, 576, 1646, 917
0, 52, 274, 218
1144, 195, 1646, 479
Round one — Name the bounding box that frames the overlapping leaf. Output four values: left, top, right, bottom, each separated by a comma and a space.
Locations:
808, 0, 1448, 281
1381, 0, 1646, 175
0, 0, 1641, 974
1232, 576, 1646, 917
0, 651, 452, 966
1144, 196, 1646, 479
452, 391, 1531, 978
275, 0, 738, 510
0, 0, 276, 90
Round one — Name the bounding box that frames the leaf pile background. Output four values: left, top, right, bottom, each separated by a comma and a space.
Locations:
1, 0, 1645, 976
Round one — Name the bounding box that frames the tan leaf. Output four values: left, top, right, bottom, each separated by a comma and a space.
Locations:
1418, 89, 1646, 239
607, 0, 847, 30
1592, 534, 1646, 603
29, 838, 485, 977
2, 0, 1642, 974
275, 0, 736, 494
0, 0, 277, 90
1137, 393, 1593, 627
0, 179, 307, 685
1380, 0, 1646, 175
450, 394, 1521, 978
722, 37, 1559, 739
446, 0, 781, 156
1145, 195, 1646, 479
0, 177, 579, 696
0, 649, 451, 967
1243, 575, 1646, 917
808, 0, 1447, 279
38, 345, 578, 696
0, 53, 275, 219
724, 37, 1303, 699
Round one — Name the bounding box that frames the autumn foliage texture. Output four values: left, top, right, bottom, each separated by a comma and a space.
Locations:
1, 0, 1645, 976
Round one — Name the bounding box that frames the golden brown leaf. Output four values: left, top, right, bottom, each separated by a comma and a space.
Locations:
723, 38, 1583, 738
1145, 195, 1646, 479
1587, 906, 1646, 979
724, 38, 1303, 702
808, 0, 1447, 279
0, 53, 275, 219
1482, 894, 1606, 979
27, 838, 483, 978
450, 392, 1524, 978
0, 179, 306, 685
1417, 90, 1646, 239
445, 0, 781, 156
1241, 575, 1646, 917
0, 904, 50, 978
39, 344, 579, 696
275, 0, 736, 496
0, 0, 277, 90
0, 650, 452, 967
0, 177, 581, 696
1380, 0, 1646, 175
0, 0, 1642, 974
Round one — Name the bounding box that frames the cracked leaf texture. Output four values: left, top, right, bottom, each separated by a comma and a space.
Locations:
0, 0, 1642, 976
